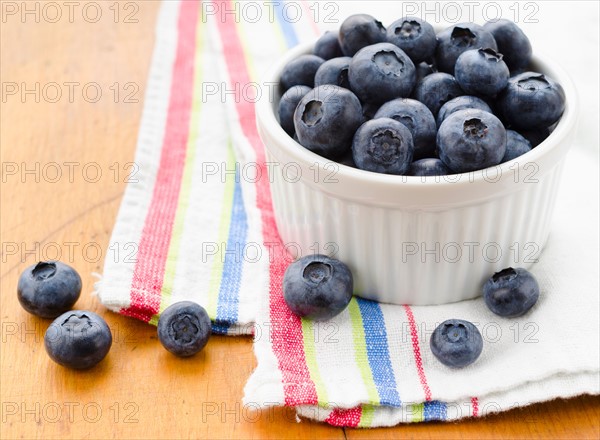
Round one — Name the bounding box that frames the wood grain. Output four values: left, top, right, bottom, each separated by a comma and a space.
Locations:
1, 2, 598, 438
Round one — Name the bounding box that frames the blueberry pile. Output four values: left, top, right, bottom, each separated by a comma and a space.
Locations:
18, 260, 211, 369
278, 15, 565, 176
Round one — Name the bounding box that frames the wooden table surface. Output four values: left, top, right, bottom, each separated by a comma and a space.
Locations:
1, 2, 598, 439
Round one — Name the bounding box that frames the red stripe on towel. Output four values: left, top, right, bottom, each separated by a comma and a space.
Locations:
325, 407, 362, 427
213, 0, 318, 405
471, 397, 479, 417
404, 305, 432, 401
122, 0, 200, 321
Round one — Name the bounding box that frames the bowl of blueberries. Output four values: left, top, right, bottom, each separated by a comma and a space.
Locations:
257, 14, 577, 305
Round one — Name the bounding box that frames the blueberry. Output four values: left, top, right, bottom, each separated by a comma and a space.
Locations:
437, 109, 506, 173
339, 151, 357, 168
455, 48, 509, 96
157, 301, 211, 357
44, 311, 112, 369
483, 19, 532, 72
278, 85, 311, 136
338, 14, 387, 56
348, 43, 416, 105
280, 54, 325, 91
294, 85, 363, 159
374, 98, 436, 159
520, 127, 551, 147
435, 23, 497, 74
430, 319, 483, 368
313, 30, 343, 60
437, 95, 493, 126
17, 261, 82, 319
498, 72, 565, 130
386, 17, 437, 64
409, 158, 451, 176
352, 118, 414, 175
361, 101, 381, 120
483, 267, 540, 317
314, 56, 352, 88
502, 130, 532, 163
415, 61, 437, 83
412, 72, 464, 117
283, 254, 353, 321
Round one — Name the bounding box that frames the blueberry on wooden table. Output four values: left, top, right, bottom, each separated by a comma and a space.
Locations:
17, 261, 82, 318
44, 310, 112, 369
157, 301, 211, 357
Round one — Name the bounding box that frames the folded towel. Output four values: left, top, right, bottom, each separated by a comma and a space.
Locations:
97, 0, 600, 427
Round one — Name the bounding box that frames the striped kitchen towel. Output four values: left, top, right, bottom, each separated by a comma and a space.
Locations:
97, 0, 600, 427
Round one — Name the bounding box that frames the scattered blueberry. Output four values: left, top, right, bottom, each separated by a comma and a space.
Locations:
17, 261, 82, 319
430, 319, 483, 368
498, 71, 565, 130
483, 267, 540, 317
44, 310, 112, 369
435, 23, 497, 74
348, 42, 416, 104
157, 301, 212, 357
374, 98, 437, 158
436, 95, 493, 127
412, 72, 464, 116
280, 54, 325, 91
437, 109, 506, 173
409, 158, 451, 176
455, 48, 509, 96
278, 85, 311, 136
313, 30, 344, 60
483, 19, 532, 72
314, 56, 352, 88
338, 14, 387, 56
352, 118, 414, 175
386, 17, 437, 64
294, 85, 363, 159
283, 254, 353, 321
502, 130, 532, 162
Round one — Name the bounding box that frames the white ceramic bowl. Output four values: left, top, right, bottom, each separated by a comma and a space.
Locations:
257, 42, 577, 305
